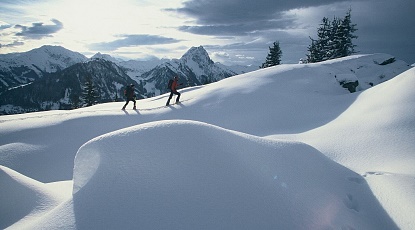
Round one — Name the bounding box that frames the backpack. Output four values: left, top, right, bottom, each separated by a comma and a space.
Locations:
167, 79, 174, 89
124, 85, 133, 97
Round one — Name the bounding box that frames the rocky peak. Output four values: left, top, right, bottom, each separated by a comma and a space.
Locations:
180, 46, 213, 65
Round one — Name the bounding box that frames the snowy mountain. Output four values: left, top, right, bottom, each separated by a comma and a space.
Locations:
118, 58, 167, 78
138, 46, 244, 97
0, 46, 252, 114
89, 49, 255, 83
0, 58, 138, 114
0, 45, 88, 93
91, 52, 124, 63
0, 54, 414, 229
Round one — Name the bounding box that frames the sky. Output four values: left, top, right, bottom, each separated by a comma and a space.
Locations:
0, 0, 414, 66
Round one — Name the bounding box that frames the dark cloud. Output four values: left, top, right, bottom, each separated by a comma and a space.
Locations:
15, 19, 63, 39
178, 16, 295, 36
168, 0, 347, 36
89, 34, 182, 51
352, 0, 415, 64
172, 0, 343, 23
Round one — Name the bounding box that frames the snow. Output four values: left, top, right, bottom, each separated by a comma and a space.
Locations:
0, 166, 72, 229
334, 73, 358, 83
118, 59, 166, 79
0, 45, 87, 74
0, 54, 414, 229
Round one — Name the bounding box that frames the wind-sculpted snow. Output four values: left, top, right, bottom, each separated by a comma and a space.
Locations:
271, 68, 415, 229
288, 67, 415, 174
69, 120, 396, 229
0, 166, 71, 229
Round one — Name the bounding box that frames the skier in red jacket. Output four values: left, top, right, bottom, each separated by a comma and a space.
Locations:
166, 76, 182, 106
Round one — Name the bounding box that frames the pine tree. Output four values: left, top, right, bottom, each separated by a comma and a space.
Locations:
81, 76, 99, 107
261, 41, 282, 68
70, 93, 81, 109
307, 17, 331, 62
306, 38, 320, 63
329, 16, 342, 59
307, 9, 357, 63
339, 9, 358, 57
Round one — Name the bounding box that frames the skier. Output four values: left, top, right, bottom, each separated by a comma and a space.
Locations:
166, 76, 182, 106
122, 84, 136, 110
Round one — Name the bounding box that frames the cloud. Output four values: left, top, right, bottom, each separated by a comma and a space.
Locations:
212, 51, 230, 59
169, 0, 415, 65
15, 19, 63, 39
178, 17, 295, 36
0, 24, 12, 30
88, 34, 182, 51
0, 40, 24, 48
348, 0, 415, 63
168, 0, 348, 36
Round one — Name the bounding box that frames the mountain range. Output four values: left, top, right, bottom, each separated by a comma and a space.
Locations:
0, 46, 87, 93
0, 45, 256, 115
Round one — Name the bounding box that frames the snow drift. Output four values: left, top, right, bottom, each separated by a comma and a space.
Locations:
271, 67, 415, 228
53, 120, 396, 229
0, 166, 71, 229
278, 67, 415, 174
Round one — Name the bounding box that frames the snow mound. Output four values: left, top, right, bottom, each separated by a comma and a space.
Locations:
0, 166, 71, 229
68, 120, 396, 229
294, 67, 415, 174
321, 53, 409, 90
273, 67, 415, 230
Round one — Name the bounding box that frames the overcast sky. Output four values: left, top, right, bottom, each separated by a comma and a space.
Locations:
0, 0, 414, 66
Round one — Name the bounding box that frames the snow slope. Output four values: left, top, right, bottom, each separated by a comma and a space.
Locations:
269, 67, 415, 228
0, 54, 413, 229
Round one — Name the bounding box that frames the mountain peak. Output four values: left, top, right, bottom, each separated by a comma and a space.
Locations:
181, 46, 213, 65
91, 52, 121, 63
33, 45, 72, 53
26, 45, 87, 61
183, 46, 207, 55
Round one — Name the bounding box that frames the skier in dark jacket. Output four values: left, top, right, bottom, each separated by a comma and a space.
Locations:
122, 84, 136, 110
166, 76, 182, 106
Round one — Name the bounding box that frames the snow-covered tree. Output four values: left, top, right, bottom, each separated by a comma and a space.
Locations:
261, 41, 282, 68
307, 17, 331, 63
307, 9, 357, 63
